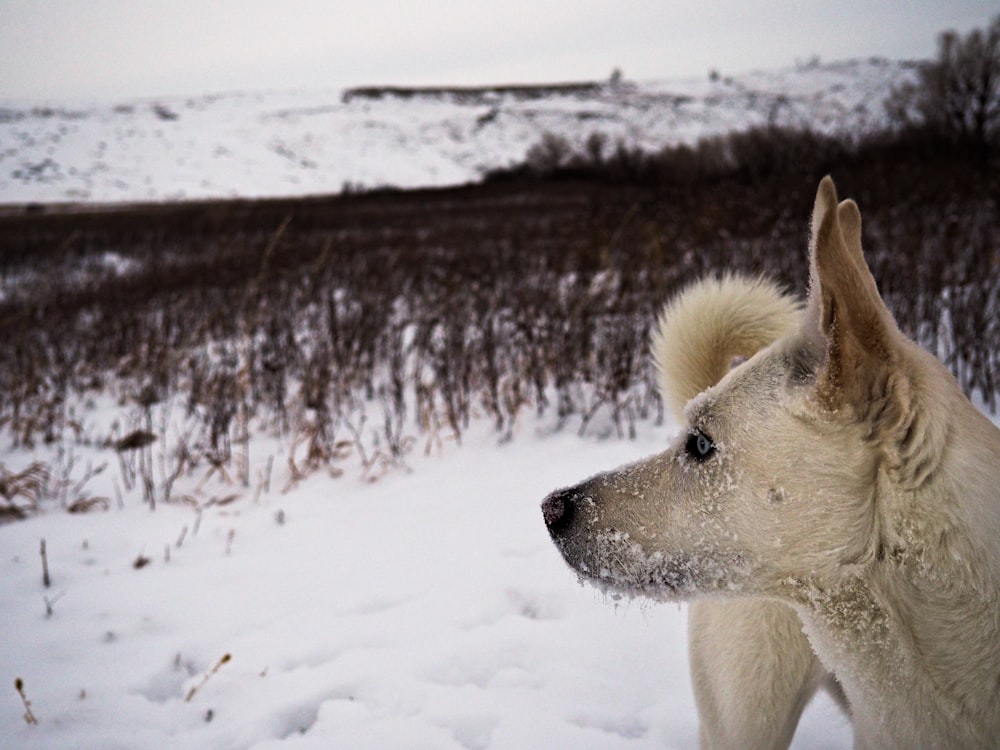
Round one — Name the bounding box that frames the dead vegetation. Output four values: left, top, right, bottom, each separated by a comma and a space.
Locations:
0, 127, 996, 514
0, 462, 49, 519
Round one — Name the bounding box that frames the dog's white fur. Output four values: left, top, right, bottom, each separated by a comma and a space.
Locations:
543, 178, 1000, 748
654, 275, 842, 749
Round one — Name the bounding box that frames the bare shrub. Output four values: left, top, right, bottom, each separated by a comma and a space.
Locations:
886, 14, 1000, 158
0, 120, 996, 514
527, 132, 573, 174
0, 462, 50, 519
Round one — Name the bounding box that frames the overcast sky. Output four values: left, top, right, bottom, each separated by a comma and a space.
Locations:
1, 1, 996, 102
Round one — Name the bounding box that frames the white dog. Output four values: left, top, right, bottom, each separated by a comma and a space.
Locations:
542, 177, 1000, 748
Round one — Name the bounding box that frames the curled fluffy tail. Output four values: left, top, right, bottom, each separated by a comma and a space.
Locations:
651, 274, 801, 422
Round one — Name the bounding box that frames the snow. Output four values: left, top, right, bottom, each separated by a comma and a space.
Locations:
0, 56, 923, 747
1, 406, 852, 749
0, 58, 915, 205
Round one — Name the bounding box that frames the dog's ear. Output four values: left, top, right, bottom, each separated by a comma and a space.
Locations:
804, 177, 901, 413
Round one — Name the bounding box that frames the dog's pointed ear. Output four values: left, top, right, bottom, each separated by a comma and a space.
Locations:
804, 177, 900, 411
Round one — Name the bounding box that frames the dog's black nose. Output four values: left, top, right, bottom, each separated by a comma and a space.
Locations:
542, 487, 577, 534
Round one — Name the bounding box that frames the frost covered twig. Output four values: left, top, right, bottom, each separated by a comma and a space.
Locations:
39, 538, 50, 588
184, 653, 231, 703
14, 678, 38, 725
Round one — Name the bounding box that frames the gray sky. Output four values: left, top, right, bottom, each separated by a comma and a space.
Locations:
1, 1, 996, 101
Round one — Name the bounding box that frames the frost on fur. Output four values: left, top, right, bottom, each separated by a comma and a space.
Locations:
651, 274, 801, 421
571, 528, 751, 602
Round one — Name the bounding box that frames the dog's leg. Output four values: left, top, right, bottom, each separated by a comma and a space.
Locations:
689, 599, 829, 750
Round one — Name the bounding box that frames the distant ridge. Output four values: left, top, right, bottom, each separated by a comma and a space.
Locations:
0, 58, 918, 205
342, 80, 611, 104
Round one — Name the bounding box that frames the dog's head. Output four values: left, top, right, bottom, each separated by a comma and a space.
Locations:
542, 177, 951, 602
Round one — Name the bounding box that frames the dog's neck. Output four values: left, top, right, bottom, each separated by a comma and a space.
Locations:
795, 542, 1000, 747
882, 345, 1000, 579
794, 364, 1000, 747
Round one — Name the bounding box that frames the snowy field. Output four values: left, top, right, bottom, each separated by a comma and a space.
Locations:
1, 404, 854, 749
0, 58, 914, 205
0, 55, 931, 748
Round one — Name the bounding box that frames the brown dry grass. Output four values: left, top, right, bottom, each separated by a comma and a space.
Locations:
0, 127, 996, 496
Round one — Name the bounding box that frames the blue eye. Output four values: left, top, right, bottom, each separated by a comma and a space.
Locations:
685, 430, 716, 461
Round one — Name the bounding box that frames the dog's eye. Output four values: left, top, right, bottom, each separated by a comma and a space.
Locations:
685, 430, 716, 461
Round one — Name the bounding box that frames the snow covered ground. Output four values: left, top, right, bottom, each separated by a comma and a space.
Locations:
0, 58, 914, 205
0, 405, 853, 749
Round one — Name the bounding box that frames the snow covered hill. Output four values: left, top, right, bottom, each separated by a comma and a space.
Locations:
0, 58, 915, 205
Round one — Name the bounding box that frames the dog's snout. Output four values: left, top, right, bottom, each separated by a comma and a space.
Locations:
542, 487, 577, 534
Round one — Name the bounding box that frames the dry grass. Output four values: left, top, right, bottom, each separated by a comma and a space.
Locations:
0, 127, 996, 512
0, 462, 50, 519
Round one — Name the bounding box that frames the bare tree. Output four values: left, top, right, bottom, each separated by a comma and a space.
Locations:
887, 15, 1000, 157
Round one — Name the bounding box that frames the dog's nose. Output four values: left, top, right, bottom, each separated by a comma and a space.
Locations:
542, 487, 577, 534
